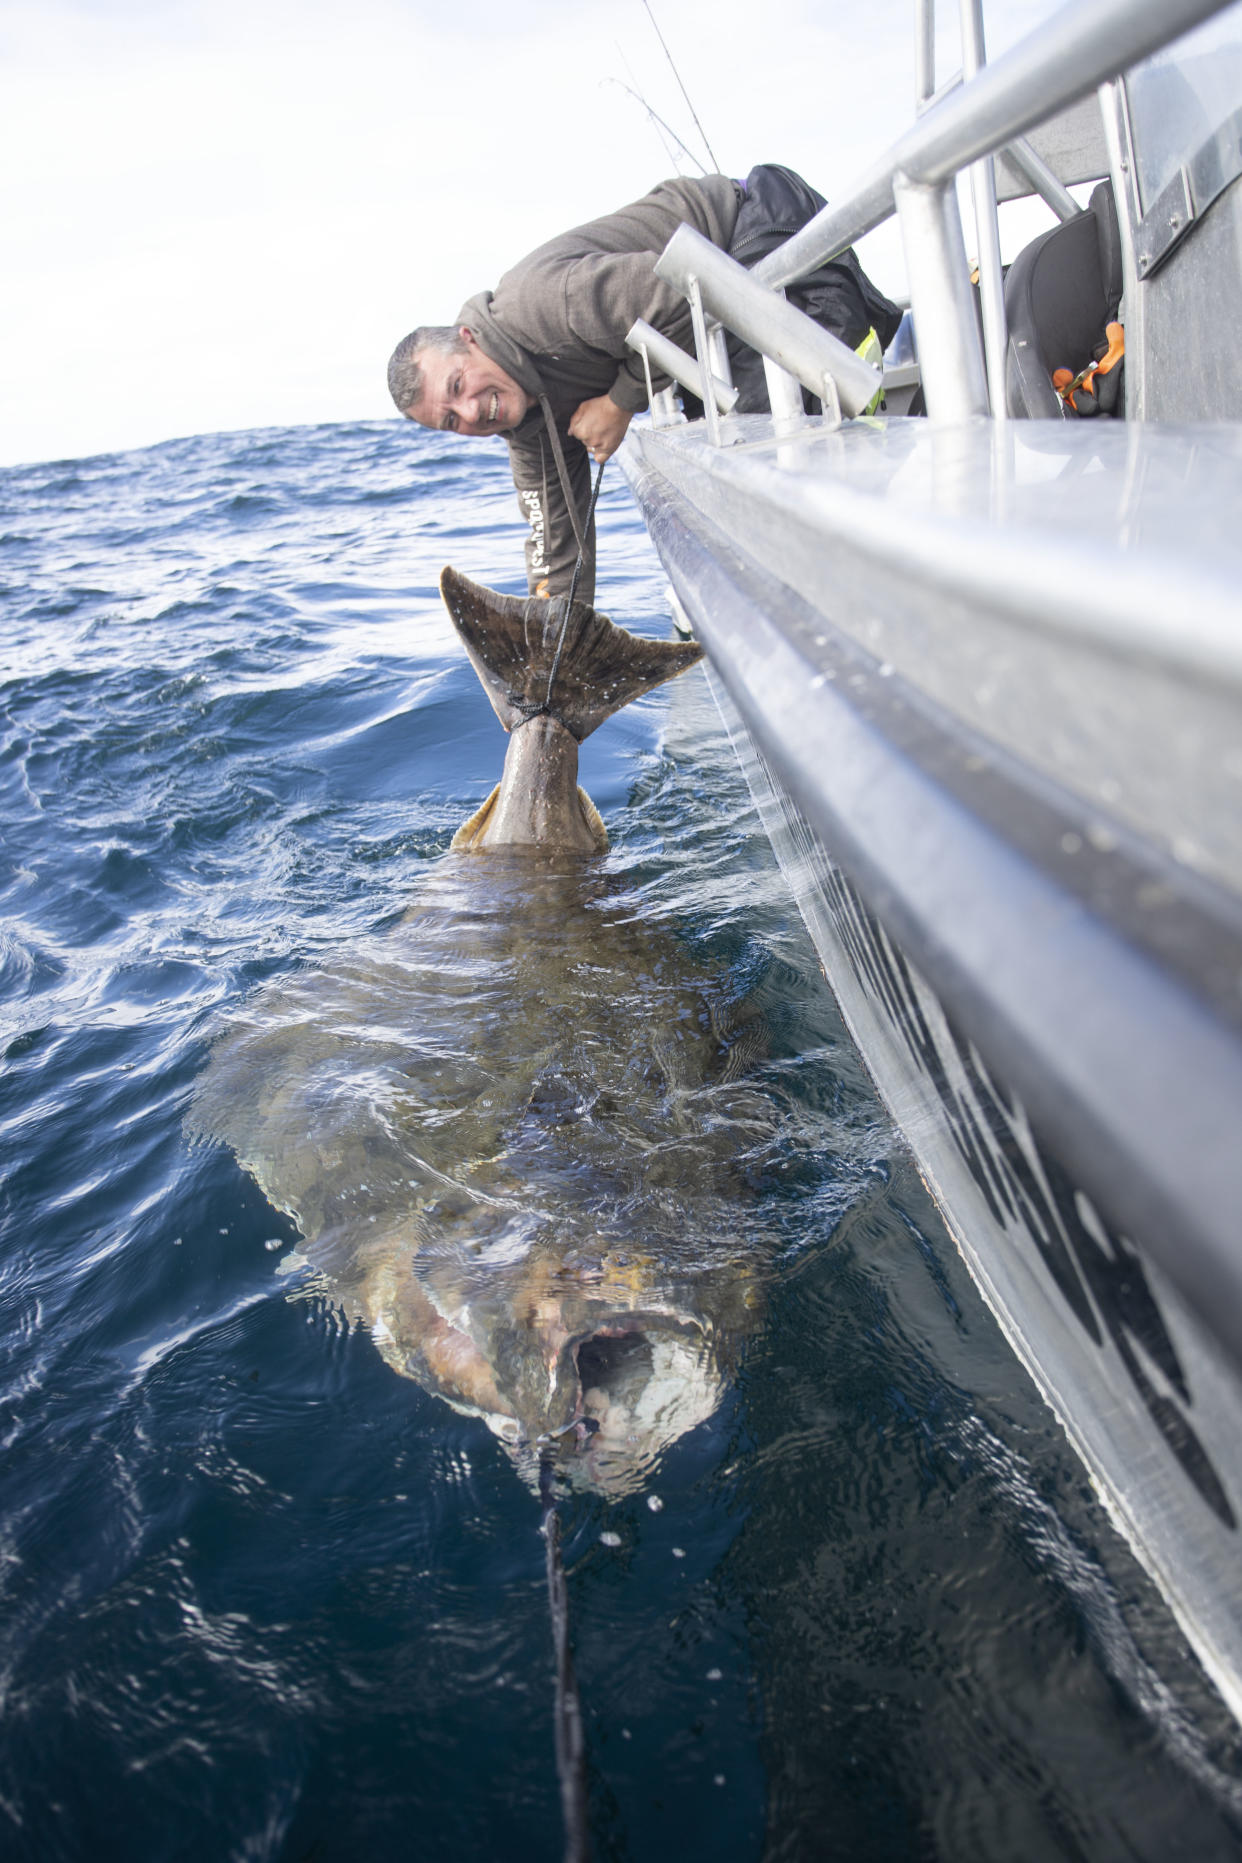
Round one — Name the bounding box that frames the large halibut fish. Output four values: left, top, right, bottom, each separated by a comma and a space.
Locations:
191, 569, 775, 1493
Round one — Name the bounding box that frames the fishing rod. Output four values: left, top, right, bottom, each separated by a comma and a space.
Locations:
640, 0, 721, 174
606, 76, 708, 175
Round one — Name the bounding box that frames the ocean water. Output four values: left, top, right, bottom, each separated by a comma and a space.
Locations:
2, 418, 1240, 1862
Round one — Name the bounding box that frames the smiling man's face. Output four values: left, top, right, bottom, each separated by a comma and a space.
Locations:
407, 329, 531, 437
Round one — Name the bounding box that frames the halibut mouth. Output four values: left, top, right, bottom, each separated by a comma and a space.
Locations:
483, 1314, 727, 1497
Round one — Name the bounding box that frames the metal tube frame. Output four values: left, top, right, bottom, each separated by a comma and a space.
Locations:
893, 173, 989, 419
1097, 76, 1149, 417
751, 0, 1233, 292
685, 276, 724, 448
764, 355, 810, 431
960, 0, 1008, 418
638, 0, 1230, 436
1005, 134, 1084, 221
920, 69, 964, 117
638, 340, 687, 430
915, 0, 936, 108
921, 90, 1081, 223
762, 287, 810, 432
707, 323, 734, 396
651, 387, 682, 429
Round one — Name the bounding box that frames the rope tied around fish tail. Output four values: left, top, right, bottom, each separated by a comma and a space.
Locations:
503, 458, 604, 739
540, 1450, 592, 1863
543, 458, 606, 713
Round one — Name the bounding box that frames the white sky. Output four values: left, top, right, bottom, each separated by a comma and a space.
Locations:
1, 0, 1058, 468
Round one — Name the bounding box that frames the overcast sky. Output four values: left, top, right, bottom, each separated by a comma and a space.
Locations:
2, 0, 1056, 467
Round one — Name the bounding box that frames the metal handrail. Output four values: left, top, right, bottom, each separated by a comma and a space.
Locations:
629, 0, 1232, 429
653, 229, 883, 420
960, 0, 1008, 418
752, 0, 1231, 292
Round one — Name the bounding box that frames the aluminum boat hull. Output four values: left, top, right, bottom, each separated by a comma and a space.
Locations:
622, 410, 1242, 1721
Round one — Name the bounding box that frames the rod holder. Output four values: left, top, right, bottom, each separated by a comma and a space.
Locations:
625, 319, 739, 414
655, 226, 882, 421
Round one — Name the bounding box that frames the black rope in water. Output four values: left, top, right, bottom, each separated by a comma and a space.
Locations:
540, 1452, 592, 1863
525, 457, 608, 1857
543, 458, 607, 717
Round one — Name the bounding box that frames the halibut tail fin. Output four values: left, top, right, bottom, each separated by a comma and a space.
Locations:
450, 782, 608, 854
440, 566, 703, 742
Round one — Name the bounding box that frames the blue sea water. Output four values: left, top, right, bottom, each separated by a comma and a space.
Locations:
1, 417, 1241, 1862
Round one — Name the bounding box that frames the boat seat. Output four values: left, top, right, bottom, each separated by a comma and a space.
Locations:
1004, 181, 1123, 418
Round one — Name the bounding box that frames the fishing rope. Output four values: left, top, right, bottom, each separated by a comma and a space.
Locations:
504, 455, 606, 734
539, 400, 590, 559
540, 1452, 592, 1863
564, 457, 606, 618
542, 457, 607, 715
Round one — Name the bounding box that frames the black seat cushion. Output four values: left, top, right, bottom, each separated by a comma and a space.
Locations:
1004, 180, 1121, 417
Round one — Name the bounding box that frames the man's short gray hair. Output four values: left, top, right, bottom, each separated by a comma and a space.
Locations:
387, 325, 468, 414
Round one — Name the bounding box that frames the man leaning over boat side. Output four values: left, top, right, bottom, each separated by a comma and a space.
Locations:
387, 164, 901, 607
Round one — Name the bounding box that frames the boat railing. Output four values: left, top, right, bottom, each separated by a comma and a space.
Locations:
626, 0, 1233, 428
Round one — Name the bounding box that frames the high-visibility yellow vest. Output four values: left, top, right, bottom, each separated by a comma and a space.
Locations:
855, 327, 886, 415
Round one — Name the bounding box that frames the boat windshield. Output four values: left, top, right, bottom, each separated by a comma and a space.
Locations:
1124, 0, 1242, 212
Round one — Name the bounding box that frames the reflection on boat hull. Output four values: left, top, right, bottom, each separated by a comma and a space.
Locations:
728, 701, 1242, 1717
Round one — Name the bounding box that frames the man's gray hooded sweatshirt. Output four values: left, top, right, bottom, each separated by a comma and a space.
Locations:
456, 174, 738, 607
457, 168, 900, 605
